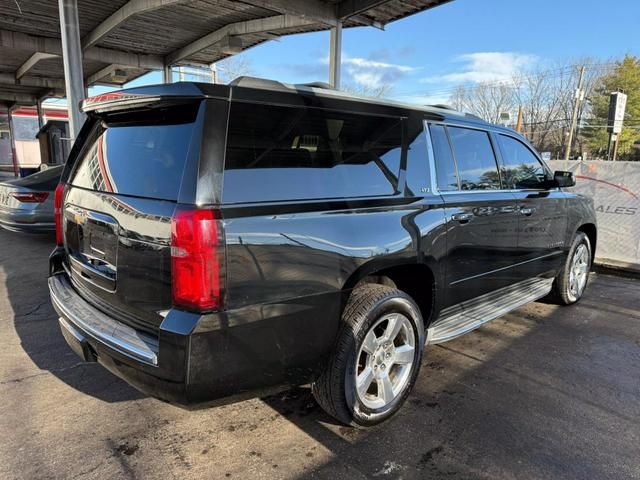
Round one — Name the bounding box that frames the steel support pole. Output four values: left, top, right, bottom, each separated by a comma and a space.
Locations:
58, 0, 86, 140
7, 108, 19, 177
163, 65, 173, 83
36, 99, 44, 129
329, 21, 342, 89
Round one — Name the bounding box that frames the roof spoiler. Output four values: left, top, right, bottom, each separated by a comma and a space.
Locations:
82, 92, 163, 113
82, 83, 206, 114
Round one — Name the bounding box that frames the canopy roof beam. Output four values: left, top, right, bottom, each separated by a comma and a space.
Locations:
338, 0, 391, 18
0, 93, 38, 104
0, 73, 66, 90
82, 0, 189, 49
240, 0, 338, 26
165, 14, 316, 65
86, 64, 129, 86
15, 52, 59, 79
0, 29, 164, 70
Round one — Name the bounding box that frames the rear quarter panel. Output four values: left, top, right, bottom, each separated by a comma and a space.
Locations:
204, 198, 447, 391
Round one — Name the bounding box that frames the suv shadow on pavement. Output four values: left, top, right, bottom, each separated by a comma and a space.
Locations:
1, 230, 143, 403
261, 275, 640, 480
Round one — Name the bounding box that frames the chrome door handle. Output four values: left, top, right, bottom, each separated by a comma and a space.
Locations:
451, 213, 473, 223
520, 207, 535, 216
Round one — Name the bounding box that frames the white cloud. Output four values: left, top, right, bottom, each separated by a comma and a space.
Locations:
342, 55, 418, 90
392, 93, 452, 106
423, 52, 537, 85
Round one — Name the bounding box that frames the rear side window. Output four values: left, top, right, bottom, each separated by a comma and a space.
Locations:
430, 124, 458, 191
223, 103, 403, 203
447, 126, 500, 190
70, 103, 200, 201
498, 134, 548, 189
405, 120, 430, 196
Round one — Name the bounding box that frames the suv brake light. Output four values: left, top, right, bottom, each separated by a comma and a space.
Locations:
10, 192, 49, 203
171, 207, 224, 312
54, 183, 64, 246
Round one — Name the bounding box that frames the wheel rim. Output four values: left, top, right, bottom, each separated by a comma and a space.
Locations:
568, 243, 589, 299
354, 313, 416, 410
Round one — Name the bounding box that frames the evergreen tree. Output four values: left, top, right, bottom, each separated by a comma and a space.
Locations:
587, 56, 640, 160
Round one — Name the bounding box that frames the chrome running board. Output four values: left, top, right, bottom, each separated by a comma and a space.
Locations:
427, 277, 554, 345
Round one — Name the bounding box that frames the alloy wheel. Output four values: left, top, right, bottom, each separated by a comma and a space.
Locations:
568, 243, 589, 300
354, 313, 416, 410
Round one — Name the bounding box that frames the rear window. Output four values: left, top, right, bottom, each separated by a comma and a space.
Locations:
223, 103, 403, 203
70, 103, 200, 201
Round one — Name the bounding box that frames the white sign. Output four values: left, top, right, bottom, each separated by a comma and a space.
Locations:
608, 92, 628, 134
541, 151, 551, 162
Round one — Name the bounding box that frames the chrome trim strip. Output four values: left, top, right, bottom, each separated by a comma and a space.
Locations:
49, 274, 158, 366
449, 251, 562, 285
438, 188, 515, 195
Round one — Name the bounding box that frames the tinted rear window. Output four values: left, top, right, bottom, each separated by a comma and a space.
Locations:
70, 103, 200, 201
223, 103, 403, 203
448, 126, 500, 190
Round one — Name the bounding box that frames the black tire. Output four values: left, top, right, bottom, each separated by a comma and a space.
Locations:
312, 284, 425, 427
549, 232, 592, 305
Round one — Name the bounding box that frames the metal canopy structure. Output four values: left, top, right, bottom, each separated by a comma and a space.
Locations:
0, 0, 451, 104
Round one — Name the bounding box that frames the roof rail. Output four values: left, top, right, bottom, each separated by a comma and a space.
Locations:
228, 76, 287, 90
464, 112, 484, 121
429, 103, 485, 121
429, 103, 455, 110
296, 81, 336, 90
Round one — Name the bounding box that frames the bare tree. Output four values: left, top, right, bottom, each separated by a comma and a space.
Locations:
449, 82, 515, 124
341, 81, 394, 98
215, 56, 254, 84
512, 67, 561, 150
449, 85, 468, 111
444, 58, 612, 157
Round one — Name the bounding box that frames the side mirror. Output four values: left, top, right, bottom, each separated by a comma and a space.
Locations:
553, 170, 575, 188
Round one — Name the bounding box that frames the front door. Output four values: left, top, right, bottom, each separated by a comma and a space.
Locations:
494, 133, 567, 278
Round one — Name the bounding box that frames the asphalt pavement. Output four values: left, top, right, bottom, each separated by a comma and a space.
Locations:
0, 228, 639, 480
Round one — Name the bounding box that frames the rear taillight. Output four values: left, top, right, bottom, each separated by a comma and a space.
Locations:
171, 207, 224, 312
54, 183, 64, 246
10, 192, 49, 203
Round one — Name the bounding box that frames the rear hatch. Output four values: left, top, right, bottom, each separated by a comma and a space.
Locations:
62, 100, 204, 333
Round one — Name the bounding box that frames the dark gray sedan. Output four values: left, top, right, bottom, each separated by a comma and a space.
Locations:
0, 165, 63, 233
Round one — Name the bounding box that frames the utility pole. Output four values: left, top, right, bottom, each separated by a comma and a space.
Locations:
611, 135, 619, 161
564, 65, 586, 161
515, 106, 524, 134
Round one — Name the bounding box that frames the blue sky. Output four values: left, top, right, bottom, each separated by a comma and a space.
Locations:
85, 0, 639, 105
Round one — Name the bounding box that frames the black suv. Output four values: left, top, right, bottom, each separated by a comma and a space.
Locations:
48, 78, 596, 426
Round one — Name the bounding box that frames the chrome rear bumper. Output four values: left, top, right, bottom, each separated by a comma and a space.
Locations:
49, 274, 159, 365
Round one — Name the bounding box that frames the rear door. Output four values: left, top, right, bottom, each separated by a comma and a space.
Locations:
494, 133, 567, 278
62, 101, 205, 333
431, 123, 520, 307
